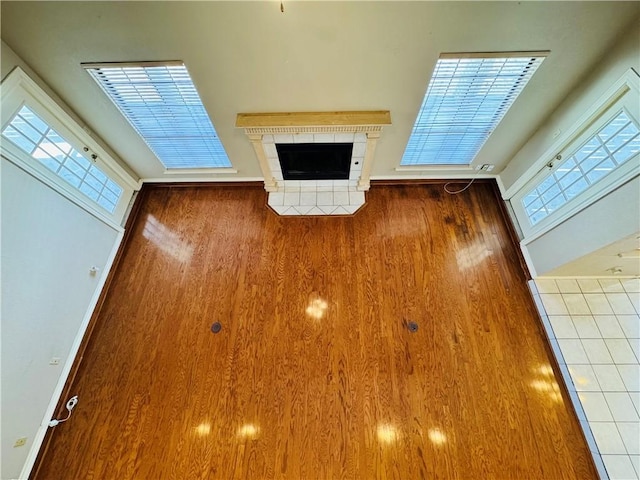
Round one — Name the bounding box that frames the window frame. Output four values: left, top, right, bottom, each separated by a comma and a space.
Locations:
1, 67, 139, 227
399, 51, 548, 168
82, 61, 234, 171
509, 68, 640, 240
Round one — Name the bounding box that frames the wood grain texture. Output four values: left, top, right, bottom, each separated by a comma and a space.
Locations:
235, 111, 391, 127
34, 183, 596, 480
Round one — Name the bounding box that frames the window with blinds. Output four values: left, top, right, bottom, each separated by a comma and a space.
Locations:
401, 53, 547, 166
84, 62, 231, 170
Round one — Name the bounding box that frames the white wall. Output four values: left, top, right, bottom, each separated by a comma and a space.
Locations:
0, 38, 137, 479
0, 158, 122, 479
526, 177, 640, 276
500, 19, 640, 194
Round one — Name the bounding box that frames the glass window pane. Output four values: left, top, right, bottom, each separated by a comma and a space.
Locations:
89, 165, 107, 183
523, 192, 539, 208
2, 125, 36, 154
79, 183, 100, 201
554, 157, 576, 180
101, 187, 119, 204
521, 109, 639, 226
97, 197, 116, 213
19, 106, 49, 134
64, 157, 87, 177
559, 169, 583, 190
580, 151, 607, 173
71, 150, 91, 169
586, 159, 615, 183
597, 114, 628, 143
38, 137, 66, 161
400, 55, 546, 165
2, 105, 124, 213
541, 183, 561, 203
545, 194, 566, 213
39, 156, 61, 173
105, 179, 123, 196
530, 209, 548, 225
525, 198, 544, 216
12, 116, 44, 143
606, 123, 639, 152
612, 137, 640, 164
565, 178, 588, 199
536, 176, 556, 195
45, 130, 72, 155
84, 173, 105, 191
85, 63, 232, 169
59, 167, 82, 188
573, 138, 601, 163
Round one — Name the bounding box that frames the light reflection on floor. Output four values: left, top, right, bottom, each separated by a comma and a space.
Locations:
456, 242, 492, 270
142, 214, 193, 263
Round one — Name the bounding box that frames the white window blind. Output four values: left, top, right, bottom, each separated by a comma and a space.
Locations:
401, 53, 546, 166
84, 62, 231, 169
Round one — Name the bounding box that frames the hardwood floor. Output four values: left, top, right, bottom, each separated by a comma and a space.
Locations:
34, 182, 596, 479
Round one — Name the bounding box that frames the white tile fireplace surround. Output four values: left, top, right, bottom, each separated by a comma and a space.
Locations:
237, 111, 391, 216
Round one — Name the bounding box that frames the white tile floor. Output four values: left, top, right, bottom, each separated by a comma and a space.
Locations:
533, 277, 640, 480
268, 184, 365, 216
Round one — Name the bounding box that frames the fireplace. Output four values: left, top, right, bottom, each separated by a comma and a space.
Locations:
236, 111, 391, 216
276, 143, 352, 180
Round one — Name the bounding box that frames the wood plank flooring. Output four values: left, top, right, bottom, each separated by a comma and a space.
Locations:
34, 182, 597, 479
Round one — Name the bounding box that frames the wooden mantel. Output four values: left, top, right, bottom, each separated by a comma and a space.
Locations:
236, 110, 391, 128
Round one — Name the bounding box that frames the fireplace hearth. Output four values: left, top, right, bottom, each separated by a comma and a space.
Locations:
236, 111, 391, 216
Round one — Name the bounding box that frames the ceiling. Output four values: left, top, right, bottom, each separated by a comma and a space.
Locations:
1, 1, 639, 182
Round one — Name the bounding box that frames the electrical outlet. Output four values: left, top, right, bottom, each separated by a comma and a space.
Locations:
475, 164, 495, 172
49, 357, 60, 365
66, 396, 79, 411
13, 437, 27, 448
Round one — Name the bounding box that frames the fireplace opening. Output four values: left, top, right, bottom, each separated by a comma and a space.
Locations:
276, 143, 352, 180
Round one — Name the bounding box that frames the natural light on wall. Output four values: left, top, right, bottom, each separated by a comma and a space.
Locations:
401, 52, 547, 166
83, 61, 231, 170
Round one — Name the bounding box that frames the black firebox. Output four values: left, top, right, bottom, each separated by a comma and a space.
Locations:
276, 143, 352, 180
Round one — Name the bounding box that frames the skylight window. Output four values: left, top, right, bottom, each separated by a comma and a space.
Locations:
401, 53, 547, 166
83, 62, 231, 169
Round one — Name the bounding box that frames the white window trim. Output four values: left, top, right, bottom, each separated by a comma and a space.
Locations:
162, 167, 237, 175
506, 68, 640, 243
395, 164, 476, 173
1, 67, 139, 229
